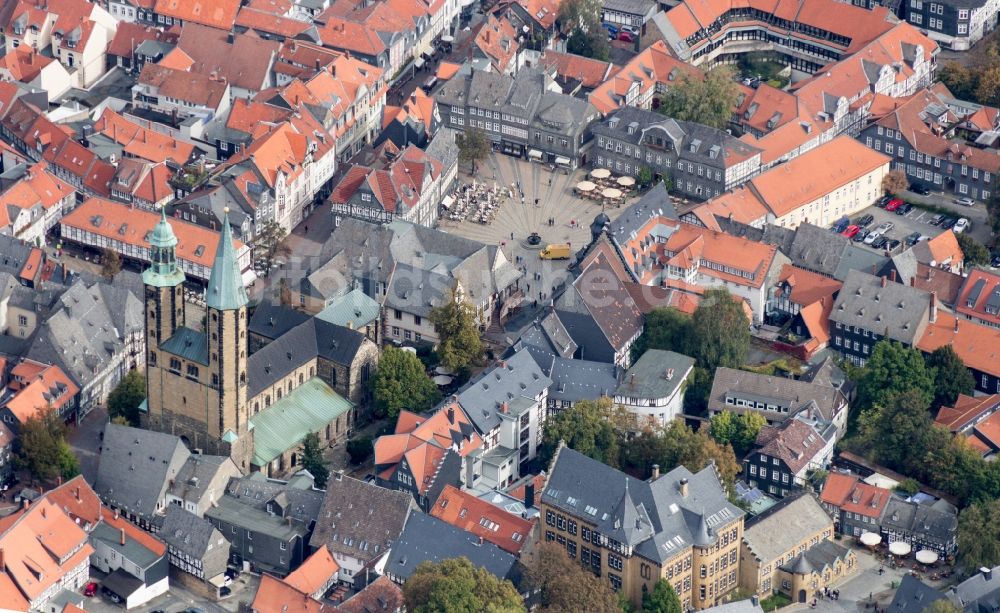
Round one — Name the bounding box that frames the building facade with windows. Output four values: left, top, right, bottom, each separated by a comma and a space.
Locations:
819, 473, 890, 538
743, 418, 837, 498
590, 107, 762, 201
542, 445, 745, 610
859, 87, 1000, 201
904, 0, 999, 50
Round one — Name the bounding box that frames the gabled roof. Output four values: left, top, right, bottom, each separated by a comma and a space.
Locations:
337, 576, 404, 613
284, 546, 339, 596
753, 418, 830, 475
138, 63, 228, 109
95, 423, 190, 520
917, 313, 1000, 380
385, 513, 517, 582
819, 472, 888, 518
252, 574, 330, 613
40, 475, 102, 528
94, 108, 194, 165
154, 0, 240, 30
911, 230, 963, 269
588, 41, 698, 114
956, 268, 1000, 327
431, 485, 534, 554
743, 494, 832, 563
3, 361, 77, 422
935, 393, 1000, 434
830, 269, 931, 344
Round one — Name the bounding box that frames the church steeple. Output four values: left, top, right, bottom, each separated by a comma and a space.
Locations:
143, 207, 186, 287
206, 208, 248, 311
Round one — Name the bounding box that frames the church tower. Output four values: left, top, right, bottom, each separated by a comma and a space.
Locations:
204, 208, 252, 469
142, 207, 253, 471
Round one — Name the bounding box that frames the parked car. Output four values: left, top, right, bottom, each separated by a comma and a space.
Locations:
84, 582, 98, 597
953, 218, 970, 233
991, 253, 1000, 268
831, 215, 850, 233
618, 30, 634, 42
885, 198, 904, 212
955, 196, 976, 207
940, 216, 958, 229
910, 183, 931, 195
856, 214, 875, 227
876, 221, 895, 233
853, 229, 870, 243
872, 235, 889, 249
885, 238, 901, 251
929, 214, 943, 226
897, 203, 914, 215
864, 231, 882, 245
601, 22, 617, 34
841, 224, 861, 238
876, 195, 892, 207
905, 231, 922, 246
620, 24, 639, 34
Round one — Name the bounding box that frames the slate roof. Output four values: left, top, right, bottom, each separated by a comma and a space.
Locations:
779, 539, 851, 576
248, 300, 311, 344
949, 565, 1000, 611
309, 472, 415, 563
316, 289, 380, 331
247, 317, 368, 398
830, 270, 932, 345
615, 349, 694, 400
209, 473, 323, 538
95, 423, 190, 520
160, 505, 228, 562
888, 574, 947, 611
708, 367, 847, 425
457, 348, 551, 435
555, 254, 643, 357
91, 519, 164, 570
881, 498, 957, 543
206, 211, 248, 311
508, 310, 577, 367
753, 417, 834, 475
385, 513, 517, 582
543, 446, 742, 564
166, 454, 238, 507
743, 494, 832, 563
609, 182, 678, 242
249, 378, 353, 466
547, 357, 619, 403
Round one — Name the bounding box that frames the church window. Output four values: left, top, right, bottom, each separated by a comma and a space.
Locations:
149, 352, 157, 366
169, 358, 181, 373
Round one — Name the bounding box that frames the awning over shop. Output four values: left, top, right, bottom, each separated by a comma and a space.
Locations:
528, 149, 543, 160
414, 58, 425, 69
441, 195, 454, 209
555, 156, 571, 166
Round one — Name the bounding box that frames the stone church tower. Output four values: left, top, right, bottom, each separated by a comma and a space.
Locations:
141, 208, 253, 470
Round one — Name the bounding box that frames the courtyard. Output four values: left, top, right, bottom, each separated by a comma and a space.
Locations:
441, 154, 639, 327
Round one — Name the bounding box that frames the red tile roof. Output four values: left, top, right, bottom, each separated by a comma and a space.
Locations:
94, 108, 195, 165
917, 313, 1000, 381
252, 574, 330, 613
154, 0, 241, 30
935, 393, 1000, 434
538, 51, 617, 90
40, 475, 102, 528
283, 547, 338, 597
138, 63, 229, 109
430, 485, 534, 554
4, 361, 78, 423
820, 472, 889, 519
955, 268, 1000, 328
589, 41, 699, 114
337, 576, 404, 613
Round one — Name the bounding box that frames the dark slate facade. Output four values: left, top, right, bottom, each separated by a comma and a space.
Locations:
903, 0, 996, 51
590, 107, 762, 201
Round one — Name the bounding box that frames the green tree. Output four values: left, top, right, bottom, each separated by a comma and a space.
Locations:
253, 220, 287, 278
956, 232, 991, 268
637, 165, 653, 189
925, 345, 975, 409
924, 601, 962, 613
429, 286, 484, 372
856, 340, 935, 410
527, 542, 620, 612
17, 406, 76, 482
987, 187, 1000, 235
709, 411, 766, 457
101, 247, 122, 281
540, 397, 624, 468
456, 128, 491, 175
682, 367, 713, 413
975, 65, 1000, 107
938, 61, 977, 101
689, 288, 749, 370
957, 499, 1000, 573
565, 26, 609, 61
403, 557, 524, 613
301, 432, 329, 488
881, 169, 909, 195
657, 66, 739, 130
631, 307, 692, 362
346, 436, 373, 465
557, 0, 601, 32
624, 422, 740, 489
642, 579, 682, 613
106, 370, 146, 426
373, 347, 441, 419
857, 389, 934, 476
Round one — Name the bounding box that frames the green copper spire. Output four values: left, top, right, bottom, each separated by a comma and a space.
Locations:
143, 206, 186, 287
206, 208, 249, 311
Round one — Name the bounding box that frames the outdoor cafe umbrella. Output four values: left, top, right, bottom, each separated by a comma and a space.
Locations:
859, 532, 882, 547
889, 541, 912, 557
433, 375, 454, 386
590, 168, 611, 180
576, 180, 596, 192
602, 187, 623, 199
617, 176, 636, 188
915, 550, 939, 565
434, 365, 455, 375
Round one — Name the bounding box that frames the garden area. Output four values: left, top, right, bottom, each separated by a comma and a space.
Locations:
738, 52, 791, 89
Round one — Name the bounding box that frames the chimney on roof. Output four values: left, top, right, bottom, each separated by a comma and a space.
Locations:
881, 275, 887, 288
119, 528, 126, 546
930, 292, 938, 324
891, 270, 897, 283
0, 549, 4, 573
651, 464, 660, 481
21, 498, 29, 510
447, 406, 455, 424
679, 478, 689, 498
500, 401, 509, 414
955, 318, 960, 333
74, 486, 80, 501
524, 482, 535, 510
56, 475, 62, 486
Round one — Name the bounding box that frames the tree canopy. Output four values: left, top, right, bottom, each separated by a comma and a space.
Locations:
657, 66, 739, 130
709, 411, 767, 457
373, 346, 441, 419
956, 232, 991, 268
621, 421, 740, 490
429, 286, 484, 372
958, 499, 1000, 574
101, 248, 122, 281
642, 580, 683, 613
540, 397, 625, 468
301, 432, 329, 488
107, 370, 146, 426
456, 128, 491, 175
630, 308, 692, 362
17, 406, 79, 483
925, 345, 975, 410
881, 169, 909, 195
689, 288, 750, 370
527, 542, 620, 613
403, 557, 524, 613
856, 340, 935, 410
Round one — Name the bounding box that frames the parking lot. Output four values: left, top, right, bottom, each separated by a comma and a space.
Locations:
839, 199, 978, 257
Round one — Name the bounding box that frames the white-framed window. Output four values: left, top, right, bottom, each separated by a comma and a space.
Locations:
959, 8, 968, 19
958, 24, 968, 34
960, 183, 969, 194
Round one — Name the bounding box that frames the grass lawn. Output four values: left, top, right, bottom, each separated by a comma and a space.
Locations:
760, 593, 793, 611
